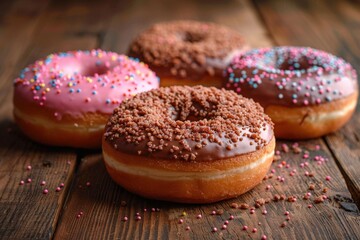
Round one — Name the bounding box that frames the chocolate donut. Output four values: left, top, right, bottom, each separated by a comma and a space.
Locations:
128, 21, 248, 88
102, 86, 275, 203
225, 47, 358, 139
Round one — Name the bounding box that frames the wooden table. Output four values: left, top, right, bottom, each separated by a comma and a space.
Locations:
1, 0, 359, 239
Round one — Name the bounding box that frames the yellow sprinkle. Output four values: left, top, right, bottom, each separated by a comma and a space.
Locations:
30, 79, 34, 83
182, 212, 187, 216
46, 88, 50, 92
111, 55, 117, 61
40, 83, 45, 87
86, 77, 93, 83
38, 61, 43, 65
68, 82, 73, 87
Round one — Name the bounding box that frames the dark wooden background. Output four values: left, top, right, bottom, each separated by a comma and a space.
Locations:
0, 0, 359, 239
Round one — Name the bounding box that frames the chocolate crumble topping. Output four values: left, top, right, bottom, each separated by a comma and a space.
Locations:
104, 86, 273, 161
128, 21, 248, 80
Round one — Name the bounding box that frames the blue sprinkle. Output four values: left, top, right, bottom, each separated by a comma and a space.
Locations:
69, 88, 74, 93
111, 85, 115, 89
292, 94, 298, 99
76, 89, 81, 93
92, 91, 97, 95
106, 99, 111, 104
325, 96, 332, 101
35, 86, 41, 90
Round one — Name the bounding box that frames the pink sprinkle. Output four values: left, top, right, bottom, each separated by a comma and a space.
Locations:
86, 182, 91, 187
271, 169, 276, 173
261, 235, 267, 240
325, 176, 331, 181
224, 220, 229, 225
43, 189, 49, 194
303, 154, 309, 159
315, 145, 321, 150
19, 180, 25, 185
60, 183, 65, 188
185, 226, 190, 231
26, 165, 32, 171
67, 161, 71, 165
250, 209, 255, 214
308, 204, 313, 208
178, 219, 183, 224
305, 171, 309, 176
266, 185, 271, 190
212, 227, 218, 232
55, 187, 61, 192
252, 228, 257, 233
123, 216, 128, 221
229, 215, 234, 220
262, 210, 268, 215
27, 178, 32, 183
243, 226, 248, 231
79, 211, 84, 215
300, 163, 305, 168
76, 214, 81, 219
40, 181, 46, 186
136, 216, 141, 221
197, 214, 202, 219
221, 225, 227, 230
211, 210, 216, 215
284, 211, 290, 216
304, 161, 309, 166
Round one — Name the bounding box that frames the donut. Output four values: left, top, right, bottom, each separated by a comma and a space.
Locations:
225, 47, 358, 139
102, 86, 275, 203
128, 20, 248, 88
13, 50, 159, 148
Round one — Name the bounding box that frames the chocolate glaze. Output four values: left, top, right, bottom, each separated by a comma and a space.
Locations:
225, 47, 358, 107
128, 21, 248, 81
104, 86, 274, 161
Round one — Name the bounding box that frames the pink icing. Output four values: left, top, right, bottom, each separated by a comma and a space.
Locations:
14, 50, 159, 120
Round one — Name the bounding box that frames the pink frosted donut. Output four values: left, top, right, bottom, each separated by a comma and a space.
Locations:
13, 50, 159, 148
225, 47, 358, 139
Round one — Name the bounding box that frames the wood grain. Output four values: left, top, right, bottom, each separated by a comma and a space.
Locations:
253, 0, 360, 207
54, 0, 360, 239
54, 142, 360, 239
0, 0, 103, 239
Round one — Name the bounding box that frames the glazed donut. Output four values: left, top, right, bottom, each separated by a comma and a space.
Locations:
225, 47, 358, 139
102, 86, 275, 203
128, 20, 248, 88
13, 50, 159, 148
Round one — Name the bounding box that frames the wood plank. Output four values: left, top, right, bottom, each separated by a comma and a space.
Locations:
55, 0, 360, 239
0, 0, 107, 238
54, 142, 360, 239
101, 0, 271, 54
253, 0, 360, 206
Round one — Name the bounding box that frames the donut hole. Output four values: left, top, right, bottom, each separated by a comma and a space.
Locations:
82, 65, 110, 77
181, 31, 205, 43
169, 103, 216, 122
